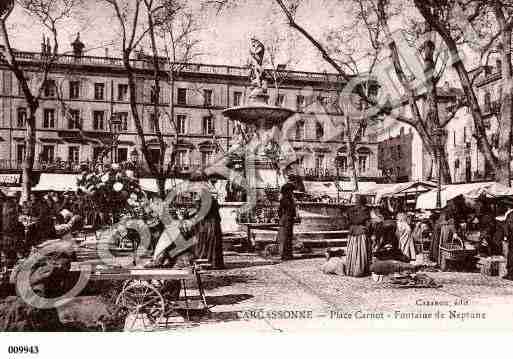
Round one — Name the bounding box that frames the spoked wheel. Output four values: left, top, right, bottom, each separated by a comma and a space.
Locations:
116, 281, 165, 329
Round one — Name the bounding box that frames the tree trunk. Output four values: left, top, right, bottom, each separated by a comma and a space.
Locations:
439, 146, 452, 184
123, 57, 161, 192
452, 60, 499, 175
347, 141, 359, 192
147, 9, 167, 198
21, 106, 37, 203
496, 24, 512, 186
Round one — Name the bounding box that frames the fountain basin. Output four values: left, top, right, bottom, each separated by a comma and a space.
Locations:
222, 104, 294, 128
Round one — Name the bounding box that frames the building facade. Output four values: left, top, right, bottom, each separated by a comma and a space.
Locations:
444, 61, 501, 183
378, 127, 414, 182
0, 38, 382, 186
378, 84, 465, 183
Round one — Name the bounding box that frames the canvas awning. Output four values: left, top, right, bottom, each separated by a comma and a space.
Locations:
416, 181, 513, 209
338, 181, 377, 192
372, 181, 436, 202
139, 178, 184, 193
32, 173, 78, 192
303, 181, 339, 198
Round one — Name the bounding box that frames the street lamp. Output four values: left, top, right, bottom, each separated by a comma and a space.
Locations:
433, 127, 446, 209
110, 113, 121, 163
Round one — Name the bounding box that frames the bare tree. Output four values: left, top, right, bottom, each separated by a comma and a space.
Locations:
159, 5, 202, 185
413, 0, 508, 184
458, 0, 513, 185
374, 0, 457, 183
275, 0, 386, 190
0, 0, 84, 202
103, 0, 201, 197
273, 0, 468, 184
262, 11, 300, 100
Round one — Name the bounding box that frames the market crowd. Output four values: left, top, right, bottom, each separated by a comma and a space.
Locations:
314, 192, 513, 279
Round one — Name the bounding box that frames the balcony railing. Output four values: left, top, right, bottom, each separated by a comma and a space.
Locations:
0, 159, 94, 173
302, 167, 382, 181
8, 51, 343, 83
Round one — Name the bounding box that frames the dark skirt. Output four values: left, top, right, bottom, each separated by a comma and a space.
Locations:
278, 217, 294, 260
430, 224, 441, 263
346, 231, 371, 277
194, 218, 224, 269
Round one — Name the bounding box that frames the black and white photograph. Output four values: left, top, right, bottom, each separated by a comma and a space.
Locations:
0, 0, 513, 348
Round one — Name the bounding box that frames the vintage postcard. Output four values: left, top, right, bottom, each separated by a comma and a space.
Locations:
0, 0, 512, 351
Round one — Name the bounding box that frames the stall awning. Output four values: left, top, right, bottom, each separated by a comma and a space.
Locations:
303, 181, 339, 198
33, 173, 78, 192
416, 181, 513, 210
338, 181, 377, 192
139, 178, 183, 193
372, 181, 436, 202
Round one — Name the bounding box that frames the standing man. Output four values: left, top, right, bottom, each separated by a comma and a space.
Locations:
278, 182, 296, 261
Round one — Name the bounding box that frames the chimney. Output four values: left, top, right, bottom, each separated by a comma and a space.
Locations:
71, 32, 85, 57
104, 48, 109, 58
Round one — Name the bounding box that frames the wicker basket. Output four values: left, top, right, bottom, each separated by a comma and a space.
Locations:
440, 235, 476, 264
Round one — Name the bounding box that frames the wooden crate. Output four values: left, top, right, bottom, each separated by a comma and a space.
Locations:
477, 256, 506, 277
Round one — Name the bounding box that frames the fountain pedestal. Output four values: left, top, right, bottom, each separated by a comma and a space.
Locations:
223, 89, 295, 204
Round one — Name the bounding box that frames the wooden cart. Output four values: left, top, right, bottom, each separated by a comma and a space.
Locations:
72, 262, 212, 329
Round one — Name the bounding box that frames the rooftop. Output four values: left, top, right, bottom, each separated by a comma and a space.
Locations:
2, 50, 346, 84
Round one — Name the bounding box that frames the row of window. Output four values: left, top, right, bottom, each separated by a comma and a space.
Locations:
299, 154, 369, 173
16, 107, 364, 141
16, 107, 218, 135
36, 80, 129, 101
16, 107, 129, 131
32, 80, 346, 111
16, 143, 218, 169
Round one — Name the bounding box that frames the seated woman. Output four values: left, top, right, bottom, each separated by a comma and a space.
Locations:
143, 202, 198, 269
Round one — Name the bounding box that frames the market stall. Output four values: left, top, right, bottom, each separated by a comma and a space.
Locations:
416, 181, 513, 210
32, 173, 79, 192
138, 178, 183, 193
354, 181, 435, 207
303, 181, 339, 201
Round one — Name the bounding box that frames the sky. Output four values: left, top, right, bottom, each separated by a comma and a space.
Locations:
5, 0, 345, 72
3, 0, 486, 80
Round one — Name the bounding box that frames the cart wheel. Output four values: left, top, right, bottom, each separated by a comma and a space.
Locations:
115, 281, 165, 327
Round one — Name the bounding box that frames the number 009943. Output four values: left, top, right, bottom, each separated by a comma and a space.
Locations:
7, 345, 39, 354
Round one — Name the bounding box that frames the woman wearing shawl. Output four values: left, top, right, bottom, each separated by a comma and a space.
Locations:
396, 213, 416, 262
345, 195, 371, 277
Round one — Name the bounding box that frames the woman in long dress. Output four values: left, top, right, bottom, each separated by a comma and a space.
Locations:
430, 212, 443, 263
345, 195, 371, 277
194, 195, 224, 269
396, 213, 416, 262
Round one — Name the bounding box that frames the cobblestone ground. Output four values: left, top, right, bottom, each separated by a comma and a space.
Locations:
179, 254, 513, 332
58, 251, 513, 332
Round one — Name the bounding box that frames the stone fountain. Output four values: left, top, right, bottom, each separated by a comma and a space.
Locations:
219, 39, 348, 249
222, 38, 295, 206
